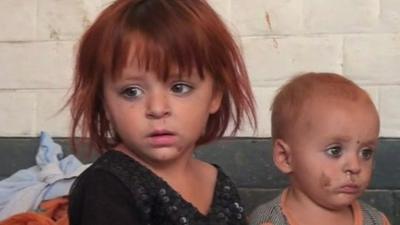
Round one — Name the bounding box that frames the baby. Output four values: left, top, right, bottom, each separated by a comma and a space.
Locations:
250, 72, 391, 225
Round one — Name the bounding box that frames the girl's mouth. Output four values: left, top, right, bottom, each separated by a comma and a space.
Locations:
147, 130, 177, 147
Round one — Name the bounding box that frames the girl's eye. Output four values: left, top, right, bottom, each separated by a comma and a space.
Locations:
171, 83, 192, 94
360, 148, 374, 160
121, 86, 143, 99
326, 146, 343, 158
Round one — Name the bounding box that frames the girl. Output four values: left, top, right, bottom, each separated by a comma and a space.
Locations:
68, 0, 257, 224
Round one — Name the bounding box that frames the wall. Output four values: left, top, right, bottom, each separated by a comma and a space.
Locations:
0, 0, 399, 138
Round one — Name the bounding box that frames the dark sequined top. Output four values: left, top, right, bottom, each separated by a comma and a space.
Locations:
69, 150, 247, 225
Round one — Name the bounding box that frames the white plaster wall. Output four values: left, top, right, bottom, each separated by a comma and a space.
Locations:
0, 0, 399, 137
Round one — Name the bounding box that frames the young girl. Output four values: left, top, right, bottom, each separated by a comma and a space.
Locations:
67, 0, 257, 225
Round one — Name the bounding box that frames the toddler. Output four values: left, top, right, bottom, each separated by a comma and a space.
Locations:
250, 72, 390, 225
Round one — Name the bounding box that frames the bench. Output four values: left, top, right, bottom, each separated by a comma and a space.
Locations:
1, 137, 399, 223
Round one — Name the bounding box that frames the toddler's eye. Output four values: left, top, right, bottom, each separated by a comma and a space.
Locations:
171, 83, 192, 94
326, 146, 343, 158
121, 86, 143, 99
360, 148, 374, 160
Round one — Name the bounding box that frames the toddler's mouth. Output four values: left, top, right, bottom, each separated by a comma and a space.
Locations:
339, 184, 360, 194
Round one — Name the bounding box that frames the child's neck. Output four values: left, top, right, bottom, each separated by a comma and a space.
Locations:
283, 187, 354, 225
157, 158, 218, 216
155, 157, 197, 183
115, 144, 195, 177
115, 145, 217, 214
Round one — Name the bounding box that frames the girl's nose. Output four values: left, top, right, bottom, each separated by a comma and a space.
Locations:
145, 92, 171, 119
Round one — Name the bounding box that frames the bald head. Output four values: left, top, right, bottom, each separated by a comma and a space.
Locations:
271, 72, 378, 141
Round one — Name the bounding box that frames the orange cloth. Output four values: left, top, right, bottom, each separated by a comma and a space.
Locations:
0, 197, 69, 225
39, 197, 68, 225
0, 212, 55, 225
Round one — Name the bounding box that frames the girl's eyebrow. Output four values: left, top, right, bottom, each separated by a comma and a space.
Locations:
122, 75, 142, 81
119, 69, 146, 81
166, 72, 181, 78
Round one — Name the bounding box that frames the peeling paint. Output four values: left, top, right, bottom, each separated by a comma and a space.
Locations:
49, 27, 60, 40
273, 38, 279, 49
265, 11, 272, 31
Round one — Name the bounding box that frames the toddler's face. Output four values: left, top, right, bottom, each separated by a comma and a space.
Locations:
286, 97, 379, 210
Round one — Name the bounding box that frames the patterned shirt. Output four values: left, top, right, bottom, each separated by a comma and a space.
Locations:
69, 150, 247, 225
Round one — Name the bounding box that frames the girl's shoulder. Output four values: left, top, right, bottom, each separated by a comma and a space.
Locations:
69, 150, 138, 196
69, 150, 160, 222
70, 150, 155, 203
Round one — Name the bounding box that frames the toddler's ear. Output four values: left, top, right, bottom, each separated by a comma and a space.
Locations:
273, 139, 293, 174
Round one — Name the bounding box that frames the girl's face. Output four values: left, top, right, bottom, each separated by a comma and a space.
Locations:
284, 97, 379, 210
103, 62, 222, 168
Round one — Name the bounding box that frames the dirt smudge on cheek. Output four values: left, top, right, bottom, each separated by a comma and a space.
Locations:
320, 172, 331, 187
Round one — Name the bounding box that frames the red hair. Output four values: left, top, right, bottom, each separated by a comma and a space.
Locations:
68, 0, 257, 153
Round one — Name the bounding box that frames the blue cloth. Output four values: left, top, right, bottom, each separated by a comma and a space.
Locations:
0, 132, 90, 220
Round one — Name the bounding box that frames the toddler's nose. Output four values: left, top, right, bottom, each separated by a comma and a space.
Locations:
343, 153, 362, 175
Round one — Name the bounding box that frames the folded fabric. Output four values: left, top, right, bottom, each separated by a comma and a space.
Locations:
0, 132, 90, 220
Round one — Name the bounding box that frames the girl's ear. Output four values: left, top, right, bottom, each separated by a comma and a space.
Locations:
273, 139, 293, 174
209, 89, 223, 114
